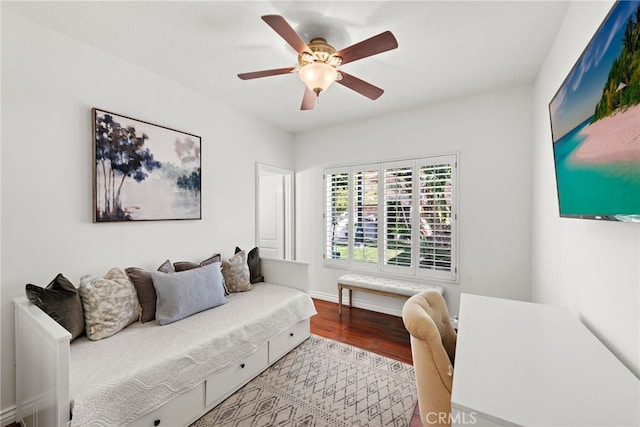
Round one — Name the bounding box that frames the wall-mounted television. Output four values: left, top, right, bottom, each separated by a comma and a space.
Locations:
549, 0, 640, 222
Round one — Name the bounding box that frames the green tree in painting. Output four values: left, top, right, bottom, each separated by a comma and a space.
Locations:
177, 167, 201, 195
95, 113, 161, 220
174, 137, 201, 196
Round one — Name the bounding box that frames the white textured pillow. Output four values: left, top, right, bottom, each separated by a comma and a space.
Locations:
151, 261, 227, 325
79, 268, 141, 340
221, 250, 252, 292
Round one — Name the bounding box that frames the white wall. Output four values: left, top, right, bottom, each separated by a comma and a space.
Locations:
532, 0, 639, 377
0, 10, 294, 418
294, 85, 534, 317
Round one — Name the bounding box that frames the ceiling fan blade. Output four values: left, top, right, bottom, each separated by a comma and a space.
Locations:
336, 31, 398, 65
237, 67, 295, 80
262, 15, 312, 55
301, 87, 317, 110
337, 72, 384, 100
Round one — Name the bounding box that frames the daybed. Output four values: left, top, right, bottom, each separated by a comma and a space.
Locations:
14, 257, 316, 427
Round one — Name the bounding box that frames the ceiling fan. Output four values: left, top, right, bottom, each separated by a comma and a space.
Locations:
238, 15, 398, 110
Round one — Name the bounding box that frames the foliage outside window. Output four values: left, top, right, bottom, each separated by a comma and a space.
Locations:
324, 154, 457, 282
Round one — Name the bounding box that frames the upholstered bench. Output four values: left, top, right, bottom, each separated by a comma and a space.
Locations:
337, 273, 444, 315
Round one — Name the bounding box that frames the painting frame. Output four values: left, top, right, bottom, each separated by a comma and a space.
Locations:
92, 108, 202, 222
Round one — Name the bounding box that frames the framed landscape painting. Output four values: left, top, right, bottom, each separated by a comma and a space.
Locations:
92, 108, 201, 222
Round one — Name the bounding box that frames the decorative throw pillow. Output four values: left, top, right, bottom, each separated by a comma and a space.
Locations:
25, 274, 85, 340
157, 259, 175, 273
125, 268, 156, 323
151, 261, 227, 325
173, 253, 222, 272
125, 261, 181, 322
173, 254, 229, 295
79, 268, 141, 340
235, 246, 264, 284
222, 250, 253, 292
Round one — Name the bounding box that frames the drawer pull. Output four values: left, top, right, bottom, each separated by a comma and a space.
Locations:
240, 363, 245, 369
154, 420, 161, 426
289, 332, 294, 337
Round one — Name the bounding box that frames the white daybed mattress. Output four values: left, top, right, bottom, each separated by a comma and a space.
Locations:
69, 283, 316, 427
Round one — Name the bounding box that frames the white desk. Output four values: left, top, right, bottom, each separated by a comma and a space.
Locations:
451, 294, 640, 426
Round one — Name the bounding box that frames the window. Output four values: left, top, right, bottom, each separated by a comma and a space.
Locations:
352, 167, 378, 266
324, 168, 349, 262
383, 161, 413, 272
324, 154, 457, 282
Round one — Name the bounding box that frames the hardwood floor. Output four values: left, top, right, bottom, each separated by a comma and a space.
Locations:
310, 298, 422, 427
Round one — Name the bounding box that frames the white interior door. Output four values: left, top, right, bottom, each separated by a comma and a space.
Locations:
259, 171, 284, 259
256, 164, 294, 260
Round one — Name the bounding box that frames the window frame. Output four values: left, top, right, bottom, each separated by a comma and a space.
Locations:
415, 155, 458, 281
350, 164, 380, 272
324, 166, 351, 268
381, 159, 415, 276
323, 154, 458, 283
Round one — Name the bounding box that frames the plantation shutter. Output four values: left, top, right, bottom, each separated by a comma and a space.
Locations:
382, 161, 413, 273
351, 166, 379, 269
417, 155, 457, 281
323, 154, 458, 283
324, 168, 350, 265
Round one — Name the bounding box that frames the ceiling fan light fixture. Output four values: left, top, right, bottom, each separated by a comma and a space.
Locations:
240, 15, 399, 110
328, 55, 342, 67
300, 51, 315, 64
299, 62, 338, 95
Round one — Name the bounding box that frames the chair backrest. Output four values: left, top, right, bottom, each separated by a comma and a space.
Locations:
402, 290, 457, 427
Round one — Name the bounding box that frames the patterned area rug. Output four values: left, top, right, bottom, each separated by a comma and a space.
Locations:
191, 335, 417, 427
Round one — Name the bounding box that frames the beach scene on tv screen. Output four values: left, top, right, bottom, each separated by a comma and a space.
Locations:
549, 1, 640, 221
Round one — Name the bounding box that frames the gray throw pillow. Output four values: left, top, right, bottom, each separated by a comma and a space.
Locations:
151, 261, 226, 325
173, 253, 222, 272
234, 246, 264, 284
125, 268, 157, 323
157, 259, 175, 273
125, 261, 180, 323
25, 274, 85, 340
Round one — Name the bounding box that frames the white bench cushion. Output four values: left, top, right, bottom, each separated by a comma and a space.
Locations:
338, 273, 444, 297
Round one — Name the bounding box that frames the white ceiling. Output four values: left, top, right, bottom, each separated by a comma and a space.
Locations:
3, 1, 570, 134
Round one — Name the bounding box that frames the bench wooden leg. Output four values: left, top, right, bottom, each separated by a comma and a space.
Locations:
338, 285, 355, 315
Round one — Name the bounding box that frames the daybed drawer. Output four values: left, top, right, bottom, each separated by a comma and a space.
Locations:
128, 382, 204, 427
269, 318, 310, 364
205, 343, 268, 407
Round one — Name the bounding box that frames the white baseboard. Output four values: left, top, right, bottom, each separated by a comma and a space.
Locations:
1, 405, 16, 427
308, 290, 403, 317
